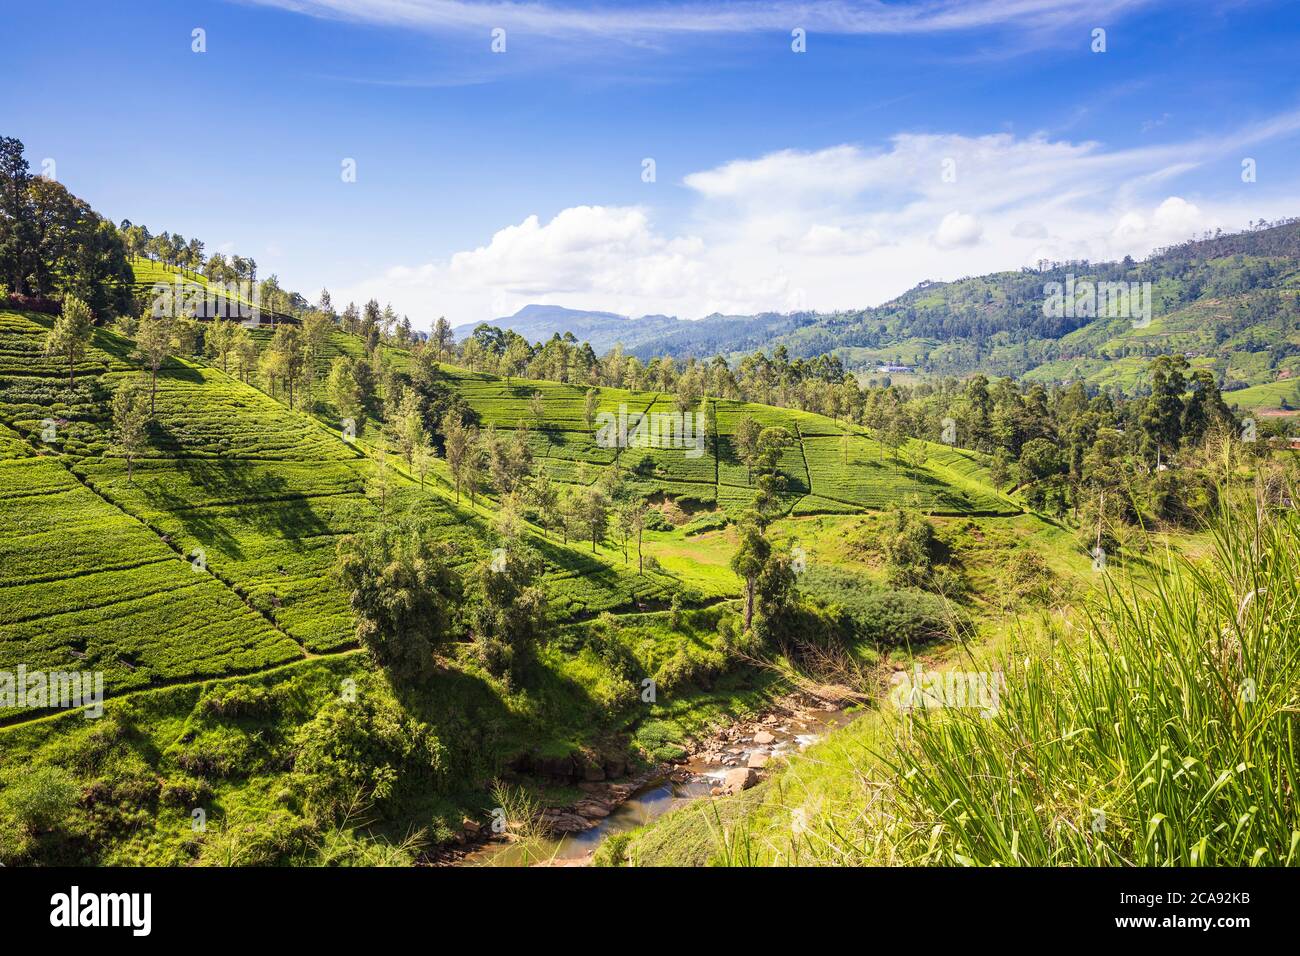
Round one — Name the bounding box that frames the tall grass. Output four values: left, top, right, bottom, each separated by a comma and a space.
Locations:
888, 501, 1300, 865
711, 503, 1299, 866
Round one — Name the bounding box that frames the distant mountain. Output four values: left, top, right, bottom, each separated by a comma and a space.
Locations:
627, 311, 818, 360
456, 221, 1300, 410
454, 304, 681, 353
455, 303, 821, 359
755, 219, 1300, 407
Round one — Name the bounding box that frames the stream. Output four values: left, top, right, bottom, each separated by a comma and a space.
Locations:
460, 701, 856, 866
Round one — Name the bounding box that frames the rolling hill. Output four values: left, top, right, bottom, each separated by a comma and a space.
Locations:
0, 295, 1030, 864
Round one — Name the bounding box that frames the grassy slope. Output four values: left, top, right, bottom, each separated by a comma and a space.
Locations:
0, 309, 1029, 863
606, 511, 1297, 868
434, 362, 1019, 520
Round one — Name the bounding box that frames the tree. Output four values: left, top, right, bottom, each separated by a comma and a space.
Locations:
1018, 437, 1062, 487
879, 508, 938, 588
466, 542, 546, 683
1181, 369, 1232, 448
442, 413, 471, 504
205, 319, 237, 374
369, 445, 393, 517
733, 415, 762, 483
412, 437, 435, 490
530, 468, 559, 539
43, 295, 94, 388
262, 323, 309, 407
389, 387, 426, 467
752, 426, 793, 515
0, 136, 35, 295
484, 423, 532, 497
111, 379, 149, 480
616, 499, 648, 568
133, 314, 174, 414
334, 522, 463, 680
328, 356, 363, 429
467, 430, 489, 509
584, 387, 600, 431
501, 337, 530, 384
1139, 355, 1189, 464
361, 299, 381, 350
630, 500, 648, 573
529, 390, 546, 429
730, 514, 772, 631
432, 316, 454, 362
300, 311, 334, 405
578, 484, 611, 552
233, 326, 257, 383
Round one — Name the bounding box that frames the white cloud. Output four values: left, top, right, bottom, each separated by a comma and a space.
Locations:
796, 224, 881, 255
334, 111, 1300, 329
933, 212, 983, 248
1011, 220, 1048, 238
243, 0, 1155, 41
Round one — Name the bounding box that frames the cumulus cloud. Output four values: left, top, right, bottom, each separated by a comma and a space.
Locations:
335, 110, 1300, 327
933, 212, 983, 248
796, 224, 882, 255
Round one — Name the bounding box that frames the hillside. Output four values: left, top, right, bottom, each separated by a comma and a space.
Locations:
0, 301, 1033, 864
518, 221, 1295, 412
457, 303, 815, 361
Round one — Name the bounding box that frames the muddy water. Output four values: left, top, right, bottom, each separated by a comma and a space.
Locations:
462, 704, 856, 867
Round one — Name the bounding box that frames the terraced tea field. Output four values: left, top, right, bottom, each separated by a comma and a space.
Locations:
0, 303, 1018, 727
0, 310, 683, 721
437, 365, 1017, 519
0, 455, 301, 717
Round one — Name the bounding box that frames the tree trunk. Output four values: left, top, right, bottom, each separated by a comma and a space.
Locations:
744, 579, 755, 630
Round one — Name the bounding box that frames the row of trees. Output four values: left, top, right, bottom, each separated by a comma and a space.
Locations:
1, 137, 133, 316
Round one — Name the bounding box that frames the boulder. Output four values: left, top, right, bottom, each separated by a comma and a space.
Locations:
574, 800, 611, 819
747, 752, 769, 769
724, 767, 758, 792
752, 730, 776, 745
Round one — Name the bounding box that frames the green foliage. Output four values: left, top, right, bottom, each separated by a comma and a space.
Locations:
0, 765, 79, 834
800, 565, 953, 648
292, 686, 448, 818
866, 507, 941, 588
465, 542, 546, 684
334, 521, 463, 680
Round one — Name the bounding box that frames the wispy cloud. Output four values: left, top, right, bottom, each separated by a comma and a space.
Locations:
239, 0, 1157, 41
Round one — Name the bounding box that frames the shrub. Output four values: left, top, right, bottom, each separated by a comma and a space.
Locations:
801, 566, 953, 648
198, 683, 283, 719
0, 765, 79, 834
291, 688, 448, 819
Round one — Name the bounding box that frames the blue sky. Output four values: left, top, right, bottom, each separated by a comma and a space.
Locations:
4, 0, 1300, 328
